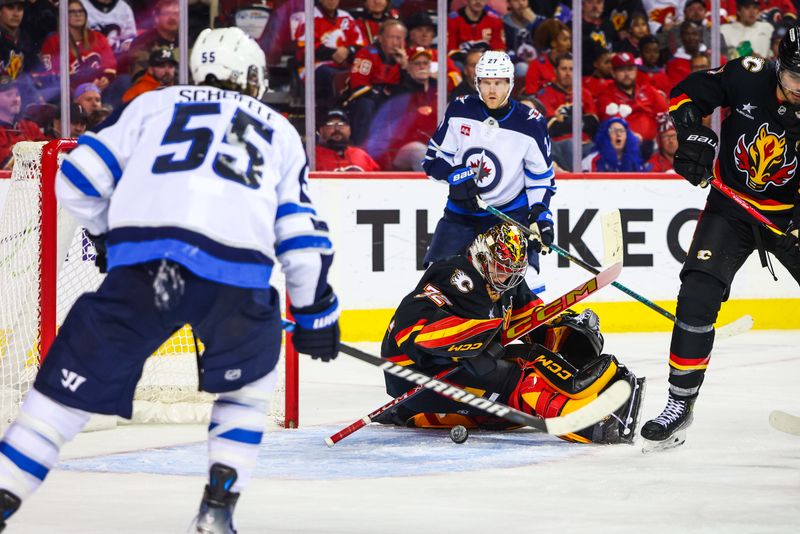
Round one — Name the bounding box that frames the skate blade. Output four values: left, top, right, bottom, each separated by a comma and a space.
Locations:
641, 429, 687, 453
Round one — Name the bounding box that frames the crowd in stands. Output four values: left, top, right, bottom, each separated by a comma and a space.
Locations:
0, 0, 797, 172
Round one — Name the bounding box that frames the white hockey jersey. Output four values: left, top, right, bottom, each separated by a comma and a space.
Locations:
56, 85, 333, 307
422, 95, 555, 216
82, 0, 137, 53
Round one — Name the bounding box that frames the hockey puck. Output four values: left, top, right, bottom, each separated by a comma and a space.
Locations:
450, 425, 469, 444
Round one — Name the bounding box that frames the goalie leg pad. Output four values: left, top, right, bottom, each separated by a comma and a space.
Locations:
208, 369, 277, 493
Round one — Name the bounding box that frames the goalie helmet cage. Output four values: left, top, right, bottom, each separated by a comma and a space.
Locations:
0, 140, 299, 430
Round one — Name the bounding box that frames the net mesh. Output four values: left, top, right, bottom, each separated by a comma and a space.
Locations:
0, 142, 288, 430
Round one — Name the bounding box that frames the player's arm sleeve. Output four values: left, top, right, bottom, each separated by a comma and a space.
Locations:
421, 101, 462, 182
669, 60, 735, 128
54, 96, 142, 236
274, 125, 335, 309
523, 114, 556, 207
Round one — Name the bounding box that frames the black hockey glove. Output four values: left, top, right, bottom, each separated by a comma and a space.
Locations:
86, 231, 107, 273
777, 221, 800, 269
290, 286, 340, 362
673, 125, 718, 187
447, 165, 480, 211
527, 203, 554, 254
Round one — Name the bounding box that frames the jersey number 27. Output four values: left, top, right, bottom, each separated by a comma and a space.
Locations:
152, 102, 274, 189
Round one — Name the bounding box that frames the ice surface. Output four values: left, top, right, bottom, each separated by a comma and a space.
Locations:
9, 331, 800, 533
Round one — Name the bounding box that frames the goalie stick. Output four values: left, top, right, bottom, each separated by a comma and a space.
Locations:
338, 343, 631, 439
769, 410, 800, 436
477, 199, 752, 338
325, 261, 624, 446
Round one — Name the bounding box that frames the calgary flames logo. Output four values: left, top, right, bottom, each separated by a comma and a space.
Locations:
734, 123, 797, 192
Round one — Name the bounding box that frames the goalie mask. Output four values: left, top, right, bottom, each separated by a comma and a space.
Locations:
468, 223, 527, 293
531, 309, 605, 368
190, 27, 269, 99
474, 51, 514, 108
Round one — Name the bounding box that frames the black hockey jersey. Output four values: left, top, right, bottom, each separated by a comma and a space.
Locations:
670, 57, 800, 222
380, 255, 539, 370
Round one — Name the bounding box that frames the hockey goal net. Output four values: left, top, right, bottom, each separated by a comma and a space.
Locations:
0, 140, 298, 430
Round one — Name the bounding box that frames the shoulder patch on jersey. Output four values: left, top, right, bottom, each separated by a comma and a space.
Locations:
741, 56, 765, 73
414, 283, 453, 307
450, 269, 474, 293
526, 107, 543, 121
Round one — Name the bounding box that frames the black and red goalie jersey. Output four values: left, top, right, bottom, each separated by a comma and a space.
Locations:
380, 255, 539, 378
669, 57, 800, 223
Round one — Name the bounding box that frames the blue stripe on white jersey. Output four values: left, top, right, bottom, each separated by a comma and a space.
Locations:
275, 233, 333, 256
59, 160, 102, 197
107, 226, 275, 288
77, 132, 124, 183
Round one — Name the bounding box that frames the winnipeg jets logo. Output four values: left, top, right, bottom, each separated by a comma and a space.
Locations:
463, 147, 503, 193
450, 269, 474, 293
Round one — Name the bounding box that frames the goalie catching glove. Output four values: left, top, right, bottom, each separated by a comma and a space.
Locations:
673, 124, 717, 187
290, 286, 340, 362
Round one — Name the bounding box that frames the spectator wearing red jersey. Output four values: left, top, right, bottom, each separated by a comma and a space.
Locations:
447, 0, 505, 58
363, 47, 438, 170
637, 35, 670, 88
596, 51, 667, 158
291, 0, 365, 101
582, 44, 613, 105
121, 47, 176, 104
0, 75, 45, 169
316, 109, 381, 172
352, 0, 399, 44
536, 53, 598, 171
347, 19, 408, 145
524, 18, 571, 94
405, 12, 463, 92
647, 114, 677, 172
38, 1, 116, 92
665, 21, 724, 91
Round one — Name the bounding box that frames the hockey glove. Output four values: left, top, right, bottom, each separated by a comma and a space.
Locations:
673, 124, 718, 187
527, 203, 554, 254
777, 221, 800, 268
86, 232, 107, 273
447, 165, 480, 211
290, 286, 340, 362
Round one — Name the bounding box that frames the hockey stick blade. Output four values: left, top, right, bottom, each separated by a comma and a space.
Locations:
602, 209, 623, 267
769, 410, 800, 436
716, 314, 754, 341
338, 343, 631, 436
325, 367, 459, 447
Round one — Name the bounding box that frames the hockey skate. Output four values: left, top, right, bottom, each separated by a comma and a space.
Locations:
0, 489, 21, 532
613, 375, 646, 444
190, 463, 240, 534
641, 394, 695, 453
